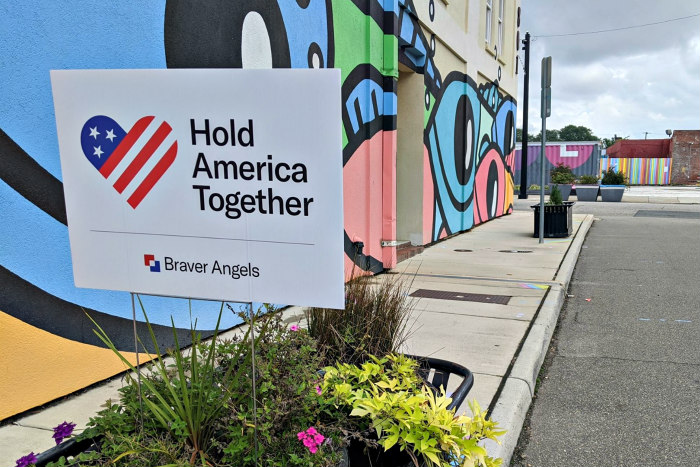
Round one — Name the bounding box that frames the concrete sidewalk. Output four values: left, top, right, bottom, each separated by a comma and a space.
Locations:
0, 211, 592, 466
622, 185, 700, 204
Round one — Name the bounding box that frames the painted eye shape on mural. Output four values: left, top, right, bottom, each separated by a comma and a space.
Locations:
454, 94, 475, 186
241, 12, 275, 68
307, 42, 324, 68
164, 1, 292, 68
164, 0, 335, 70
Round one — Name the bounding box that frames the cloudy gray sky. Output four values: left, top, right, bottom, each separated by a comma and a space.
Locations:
517, 0, 700, 141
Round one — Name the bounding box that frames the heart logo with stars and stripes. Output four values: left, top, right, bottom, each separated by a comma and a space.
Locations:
80, 115, 178, 208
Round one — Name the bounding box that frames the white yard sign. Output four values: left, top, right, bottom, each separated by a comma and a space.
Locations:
51, 69, 343, 308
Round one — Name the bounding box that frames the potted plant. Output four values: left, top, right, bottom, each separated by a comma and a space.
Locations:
600, 168, 627, 202
531, 185, 575, 238
549, 163, 575, 201
574, 174, 600, 202
20, 286, 504, 467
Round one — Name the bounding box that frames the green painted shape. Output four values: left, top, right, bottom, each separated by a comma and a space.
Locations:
383, 35, 398, 77
424, 84, 435, 128
333, 0, 394, 148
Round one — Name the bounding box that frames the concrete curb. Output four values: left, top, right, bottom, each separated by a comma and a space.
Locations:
483, 214, 594, 466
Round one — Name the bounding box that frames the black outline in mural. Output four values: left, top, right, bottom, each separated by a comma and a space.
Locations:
0, 128, 202, 350
0, 265, 193, 352
0, 129, 67, 225
164, 0, 334, 69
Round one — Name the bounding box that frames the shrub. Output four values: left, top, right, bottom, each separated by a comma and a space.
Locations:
601, 168, 626, 185
550, 163, 575, 184
305, 272, 414, 366
548, 185, 563, 205
322, 354, 505, 467
577, 174, 599, 185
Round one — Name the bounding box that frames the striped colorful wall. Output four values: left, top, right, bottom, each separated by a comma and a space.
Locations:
600, 157, 672, 185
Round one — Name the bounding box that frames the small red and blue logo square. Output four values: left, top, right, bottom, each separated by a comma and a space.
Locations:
144, 254, 160, 272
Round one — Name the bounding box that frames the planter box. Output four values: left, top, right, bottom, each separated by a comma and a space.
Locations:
550, 184, 572, 201
531, 202, 575, 238
575, 185, 599, 202
33, 356, 473, 467
600, 185, 625, 202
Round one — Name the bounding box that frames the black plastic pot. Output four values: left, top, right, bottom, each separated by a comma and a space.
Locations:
32, 436, 101, 467
531, 202, 575, 238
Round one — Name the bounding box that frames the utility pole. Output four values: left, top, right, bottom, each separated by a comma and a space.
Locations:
519, 32, 531, 199
539, 56, 552, 244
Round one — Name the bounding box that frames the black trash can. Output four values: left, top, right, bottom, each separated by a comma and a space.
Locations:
531, 202, 574, 238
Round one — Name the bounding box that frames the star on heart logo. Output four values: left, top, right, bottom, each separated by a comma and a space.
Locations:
80, 115, 178, 208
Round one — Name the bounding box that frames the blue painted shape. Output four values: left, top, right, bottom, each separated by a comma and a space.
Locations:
345, 79, 385, 133
80, 116, 127, 170
0, 1, 167, 181
494, 99, 516, 155
278, 0, 330, 68
384, 89, 397, 118
0, 178, 242, 330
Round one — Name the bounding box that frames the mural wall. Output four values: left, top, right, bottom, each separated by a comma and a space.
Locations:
0, 0, 517, 419
514, 142, 601, 186
600, 157, 673, 185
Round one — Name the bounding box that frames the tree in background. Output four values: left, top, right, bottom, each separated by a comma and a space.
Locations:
533, 129, 561, 141
516, 128, 537, 142
601, 134, 627, 149
517, 125, 599, 143
559, 124, 597, 141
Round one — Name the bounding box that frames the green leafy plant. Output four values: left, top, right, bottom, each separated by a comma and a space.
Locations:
601, 168, 627, 185
577, 174, 599, 185
305, 273, 415, 366
322, 354, 505, 467
547, 185, 563, 205
550, 163, 575, 184
88, 299, 259, 465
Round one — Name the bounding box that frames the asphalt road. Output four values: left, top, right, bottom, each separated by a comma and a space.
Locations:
510, 199, 700, 467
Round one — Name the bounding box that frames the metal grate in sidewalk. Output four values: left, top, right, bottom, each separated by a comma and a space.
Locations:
409, 289, 511, 305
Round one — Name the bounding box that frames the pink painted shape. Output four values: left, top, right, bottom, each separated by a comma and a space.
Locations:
343, 131, 386, 277
382, 130, 398, 268
545, 144, 594, 169
473, 149, 505, 225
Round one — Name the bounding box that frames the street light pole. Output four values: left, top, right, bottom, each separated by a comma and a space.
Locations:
519, 32, 531, 199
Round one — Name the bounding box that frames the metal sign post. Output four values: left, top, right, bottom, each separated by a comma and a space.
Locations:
539, 57, 552, 244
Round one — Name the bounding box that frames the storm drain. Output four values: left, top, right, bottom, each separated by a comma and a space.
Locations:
453, 249, 473, 252
499, 249, 533, 253
409, 289, 511, 305
634, 210, 700, 219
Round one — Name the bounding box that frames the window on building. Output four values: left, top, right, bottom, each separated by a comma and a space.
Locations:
485, 0, 492, 45
497, 0, 504, 56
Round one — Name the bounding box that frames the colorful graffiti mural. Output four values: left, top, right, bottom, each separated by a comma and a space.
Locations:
514, 142, 601, 186
600, 157, 673, 185
1, 0, 517, 419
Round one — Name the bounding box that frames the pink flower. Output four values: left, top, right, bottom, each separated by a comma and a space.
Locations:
290, 324, 299, 331
315, 385, 322, 395
298, 427, 324, 454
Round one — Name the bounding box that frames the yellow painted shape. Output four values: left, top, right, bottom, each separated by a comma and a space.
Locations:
0, 310, 147, 420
